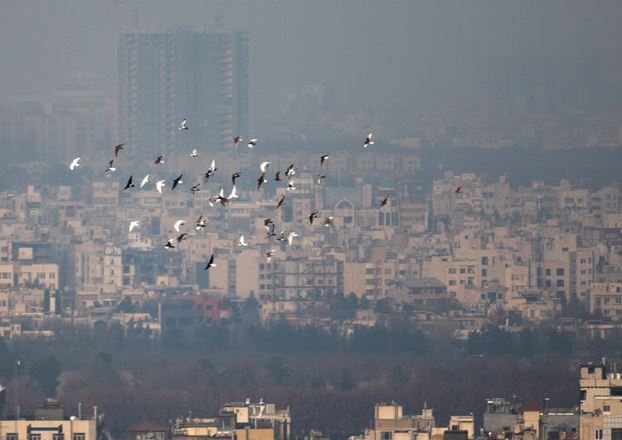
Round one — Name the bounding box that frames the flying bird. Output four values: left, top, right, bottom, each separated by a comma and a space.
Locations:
309, 211, 319, 224
233, 136, 242, 149
231, 172, 241, 185
196, 215, 207, 230
114, 143, 125, 157
190, 148, 199, 158
140, 175, 150, 188
204, 160, 217, 182
276, 230, 287, 243
287, 231, 299, 246
105, 160, 116, 172
380, 195, 389, 208
316, 174, 326, 185
179, 119, 189, 130
204, 254, 216, 270
176, 232, 188, 243
191, 183, 201, 194
274, 171, 282, 182
155, 180, 166, 194
264, 218, 274, 231
257, 172, 267, 190
364, 133, 375, 148
247, 138, 258, 148
69, 157, 80, 170
238, 235, 248, 247
265, 249, 276, 263
287, 179, 296, 191
285, 164, 296, 177
324, 216, 334, 227
129, 221, 140, 232
164, 239, 176, 249
228, 186, 239, 199
155, 155, 164, 165
174, 220, 186, 232
123, 175, 135, 190
260, 161, 271, 173
455, 186, 463, 194
172, 174, 183, 190
320, 154, 329, 167
276, 195, 285, 209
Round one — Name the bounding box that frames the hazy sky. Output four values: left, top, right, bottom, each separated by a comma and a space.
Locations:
2, 0, 622, 130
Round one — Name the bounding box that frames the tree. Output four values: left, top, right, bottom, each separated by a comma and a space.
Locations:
28, 354, 62, 396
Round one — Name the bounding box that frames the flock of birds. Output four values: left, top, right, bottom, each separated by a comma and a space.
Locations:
68, 119, 382, 270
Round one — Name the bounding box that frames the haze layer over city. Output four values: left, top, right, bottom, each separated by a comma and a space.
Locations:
1, 2, 622, 440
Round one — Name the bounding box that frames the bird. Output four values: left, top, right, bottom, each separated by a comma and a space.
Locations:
364, 133, 375, 148
114, 143, 125, 157
164, 239, 176, 249
179, 119, 189, 130
69, 157, 80, 170
228, 186, 239, 199
260, 161, 271, 173
380, 195, 389, 208
264, 218, 274, 231
204, 160, 217, 182
174, 220, 186, 232
232, 172, 241, 185
285, 164, 296, 177
156, 180, 166, 194
309, 211, 319, 224
204, 254, 216, 270
233, 136, 242, 149
190, 148, 199, 158
257, 172, 267, 190
140, 175, 150, 188
105, 160, 116, 172
455, 186, 463, 194
324, 216, 334, 227
247, 138, 258, 148
176, 233, 188, 243
274, 171, 282, 182
266, 223, 276, 238
129, 221, 140, 232
320, 154, 329, 167
172, 174, 183, 190
238, 235, 248, 247
265, 249, 276, 263
216, 188, 230, 206
191, 183, 201, 194
287, 231, 299, 246
155, 155, 164, 165
196, 215, 207, 230
316, 174, 326, 185
287, 179, 296, 191
276, 195, 285, 209
123, 176, 135, 190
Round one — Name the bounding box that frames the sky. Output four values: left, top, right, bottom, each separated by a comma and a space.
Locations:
1, 0, 622, 132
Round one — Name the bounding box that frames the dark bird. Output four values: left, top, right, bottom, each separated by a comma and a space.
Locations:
155, 155, 164, 165
285, 164, 296, 177
316, 174, 326, 185
257, 172, 267, 190
123, 175, 135, 190
320, 154, 329, 167
247, 138, 258, 148
455, 186, 463, 194
191, 184, 201, 194
309, 211, 319, 224
363, 133, 375, 148
105, 160, 116, 172
164, 239, 175, 249
276, 195, 285, 208
204, 254, 216, 270
233, 136, 242, 149
274, 171, 282, 182
380, 195, 389, 208
176, 233, 188, 242
264, 218, 274, 231
114, 143, 125, 157
172, 174, 183, 190
232, 172, 241, 185
266, 223, 276, 238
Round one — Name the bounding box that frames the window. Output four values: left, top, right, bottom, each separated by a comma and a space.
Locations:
53, 435, 64, 440
73, 434, 86, 440
28, 435, 41, 440
545, 269, 551, 276
557, 280, 565, 287
595, 430, 602, 440
7, 434, 18, 440
604, 405, 611, 412
557, 268, 564, 276
448, 268, 457, 274
381, 433, 393, 440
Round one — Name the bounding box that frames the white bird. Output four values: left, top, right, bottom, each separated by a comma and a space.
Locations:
69, 157, 80, 170
129, 221, 140, 232
196, 216, 207, 230
260, 161, 271, 173
248, 138, 258, 148
287, 179, 296, 191
266, 249, 276, 263
364, 133, 375, 148
156, 180, 166, 194
174, 220, 186, 232
190, 148, 199, 158
228, 185, 239, 199
140, 174, 150, 188
287, 232, 299, 246
179, 119, 189, 130
238, 235, 248, 247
